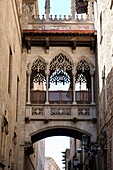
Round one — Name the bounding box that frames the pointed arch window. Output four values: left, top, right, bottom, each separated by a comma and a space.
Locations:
76, 60, 90, 90
49, 53, 72, 86
76, 60, 92, 104
30, 58, 47, 103
31, 58, 46, 90
49, 53, 73, 104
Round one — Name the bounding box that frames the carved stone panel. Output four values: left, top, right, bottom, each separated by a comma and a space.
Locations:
51, 107, 71, 115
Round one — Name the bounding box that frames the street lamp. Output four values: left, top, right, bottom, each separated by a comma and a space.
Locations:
82, 134, 88, 146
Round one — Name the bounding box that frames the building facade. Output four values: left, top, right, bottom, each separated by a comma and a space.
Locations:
45, 157, 61, 170
0, 0, 113, 170
96, 0, 113, 170
0, 0, 22, 169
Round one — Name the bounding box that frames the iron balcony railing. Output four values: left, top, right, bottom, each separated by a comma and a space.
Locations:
30, 90, 92, 104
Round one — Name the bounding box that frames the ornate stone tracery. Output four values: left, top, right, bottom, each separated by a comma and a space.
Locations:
31, 58, 46, 71
50, 70, 70, 84
76, 60, 90, 72
51, 107, 71, 115
31, 58, 47, 84
78, 107, 90, 115
50, 53, 72, 71
32, 107, 44, 115
33, 73, 46, 83
49, 53, 72, 85
76, 73, 87, 84
76, 60, 91, 90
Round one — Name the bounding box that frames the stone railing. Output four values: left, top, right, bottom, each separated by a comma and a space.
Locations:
31, 14, 89, 22
26, 104, 96, 121
22, 14, 95, 30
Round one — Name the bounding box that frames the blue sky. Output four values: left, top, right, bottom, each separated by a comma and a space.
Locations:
38, 0, 71, 16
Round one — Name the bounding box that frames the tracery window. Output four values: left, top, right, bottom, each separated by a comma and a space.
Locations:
76, 60, 90, 90
30, 58, 47, 103
49, 53, 72, 87
31, 58, 47, 90
76, 60, 91, 103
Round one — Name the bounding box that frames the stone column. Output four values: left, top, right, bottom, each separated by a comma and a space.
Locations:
27, 70, 31, 104
72, 70, 77, 104
71, 0, 75, 20
90, 71, 95, 104
88, 1, 93, 21
45, 71, 49, 104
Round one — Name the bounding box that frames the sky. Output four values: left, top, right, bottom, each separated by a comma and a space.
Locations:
38, 1, 71, 170
38, 0, 71, 16
45, 136, 70, 170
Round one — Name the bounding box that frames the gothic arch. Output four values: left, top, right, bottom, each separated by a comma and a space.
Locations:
27, 55, 47, 72
76, 56, 95, 71
49, 51, 73, 86
27, 56, 47, 92
75, 56, 95, 91
49, 50, 74, 66
28, 125, 95, 143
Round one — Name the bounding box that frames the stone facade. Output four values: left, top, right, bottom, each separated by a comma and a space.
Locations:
44, 157, 61, 170
0, 0, 22, 169
96, 0, 113, 170
1, 0, 113, 170
36, 139, 45, 170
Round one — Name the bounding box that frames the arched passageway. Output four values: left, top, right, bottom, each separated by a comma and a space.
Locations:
25, 127, 97, 170
31, 127, 90, 143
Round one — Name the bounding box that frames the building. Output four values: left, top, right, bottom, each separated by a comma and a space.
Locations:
36, 139, 45, 170
0, 0, 22, 169
96, 0, 113, 170
45, 157, 61, 170
0, 0, 113, 169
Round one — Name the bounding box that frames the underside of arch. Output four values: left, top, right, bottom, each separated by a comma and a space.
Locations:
31, 127, 90, 143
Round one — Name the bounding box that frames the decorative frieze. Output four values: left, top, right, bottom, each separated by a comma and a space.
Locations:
32, 107, 44, 115
51, 107, 71, 116
78, 107, 90, 115
27, 105, 96, 120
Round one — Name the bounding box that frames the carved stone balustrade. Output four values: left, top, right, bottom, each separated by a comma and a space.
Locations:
26, 14, 89, 22
26, 104, 96, 121
22, 13, 95, 31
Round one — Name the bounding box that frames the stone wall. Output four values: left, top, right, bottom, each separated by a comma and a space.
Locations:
96, 0, 113, 169
0, 0, 22, 169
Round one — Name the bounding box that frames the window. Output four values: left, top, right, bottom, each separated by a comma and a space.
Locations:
8, 47, 12, 95
100, 12, 103, 44
110, 0, 113, 9
16, 76, 19, 121
0, 115, 8, 161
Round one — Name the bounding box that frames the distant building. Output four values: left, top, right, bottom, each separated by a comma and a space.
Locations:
45, 157, 61, 170
36, 139, 45, 170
